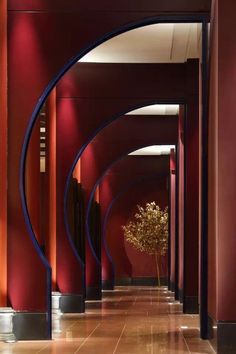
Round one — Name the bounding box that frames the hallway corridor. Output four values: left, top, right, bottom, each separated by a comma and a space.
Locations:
0, 287, 215, 354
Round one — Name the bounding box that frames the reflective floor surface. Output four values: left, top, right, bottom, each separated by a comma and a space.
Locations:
0, 286, 215, 353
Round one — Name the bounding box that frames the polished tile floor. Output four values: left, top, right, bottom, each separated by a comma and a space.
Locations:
0, 286, 215, 353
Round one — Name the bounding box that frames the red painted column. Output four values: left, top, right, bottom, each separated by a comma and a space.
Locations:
208, 2, 218, 347
184, 60, 199, 314
178, 106, 185, 302
170, 149, 176, 292
45, 89, 57, 290
100, 178, 115, 290
7, 9, 49, 318
208, 1, 236, 351
0, 0, 7, 307
80, 145, 102, 300
56, 93, 84, 304
25, 120, 42, 245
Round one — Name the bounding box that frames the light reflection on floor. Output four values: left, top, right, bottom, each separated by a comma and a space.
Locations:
0, 286, 215, 353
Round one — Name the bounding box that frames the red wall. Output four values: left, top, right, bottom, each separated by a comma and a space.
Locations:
99, 155, 170, 282
106, 177, 168, 279
100, 156, 170, 223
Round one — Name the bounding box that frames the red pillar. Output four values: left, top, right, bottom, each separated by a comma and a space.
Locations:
80, 147, 102, 300
45, 89, 57, 290
170, 149, 176, 292
56, 92, 85, 310
184, 60, 199, 314
0, 0, 7, 307
100, 179, 115, 290
208, 1, 236, 351
25, 120, 42, 245
178, 106, 185, 301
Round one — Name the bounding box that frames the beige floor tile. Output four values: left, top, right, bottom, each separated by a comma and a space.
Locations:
0, 287, 215, 354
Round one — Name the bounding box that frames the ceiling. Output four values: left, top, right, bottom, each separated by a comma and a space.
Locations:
127, 104, 179, 115
129, 145, 175, 156
80, 23, 201, 63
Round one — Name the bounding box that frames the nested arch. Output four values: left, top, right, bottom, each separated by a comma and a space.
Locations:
18, 15, 205, 337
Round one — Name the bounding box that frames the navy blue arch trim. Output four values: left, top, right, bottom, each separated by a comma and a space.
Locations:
69, 101, 183, 267
19, 14, 208, 337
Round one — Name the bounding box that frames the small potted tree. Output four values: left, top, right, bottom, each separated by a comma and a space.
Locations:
122, 202, 168, 287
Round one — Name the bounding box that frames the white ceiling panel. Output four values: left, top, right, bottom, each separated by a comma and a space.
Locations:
80, 23, 201, 63
127, 104, 179, 115
129, 145, 175, 156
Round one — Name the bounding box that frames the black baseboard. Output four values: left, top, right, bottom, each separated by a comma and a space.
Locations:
86, 286, 102, 300
13, 312, 50, 340
102, 280, 114, 290
179, 288, 183, 303
170, 281, 175, 292
115, 277, 168, 287
208, 314, 236, 353
60, 294, 85, 313
115, 277, 132, 286
175, 287, 179, 301
183, 296, 198, 314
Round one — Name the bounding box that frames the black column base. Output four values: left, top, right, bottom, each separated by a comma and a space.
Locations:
60, 294, 85, 313
13, 312, 50, 340
115, 277, 168, 287
208, 315, 236, 353
183, 296, 198, 314
102, 280, 114, 290
115, 277, 132, 286
86, 286, 102, 300
170, 281, 175, 292
178, 288, 183, 303
132, 277, 168, 286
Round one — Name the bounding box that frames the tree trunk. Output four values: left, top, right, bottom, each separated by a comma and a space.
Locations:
154, 252, 161, 287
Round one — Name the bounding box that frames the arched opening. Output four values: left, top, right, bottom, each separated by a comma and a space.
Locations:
6, 13, 208, 343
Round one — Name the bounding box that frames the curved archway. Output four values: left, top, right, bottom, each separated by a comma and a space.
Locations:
18, 18, 187, 330
8, 10, 207, 338
63, 102, 178, 298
